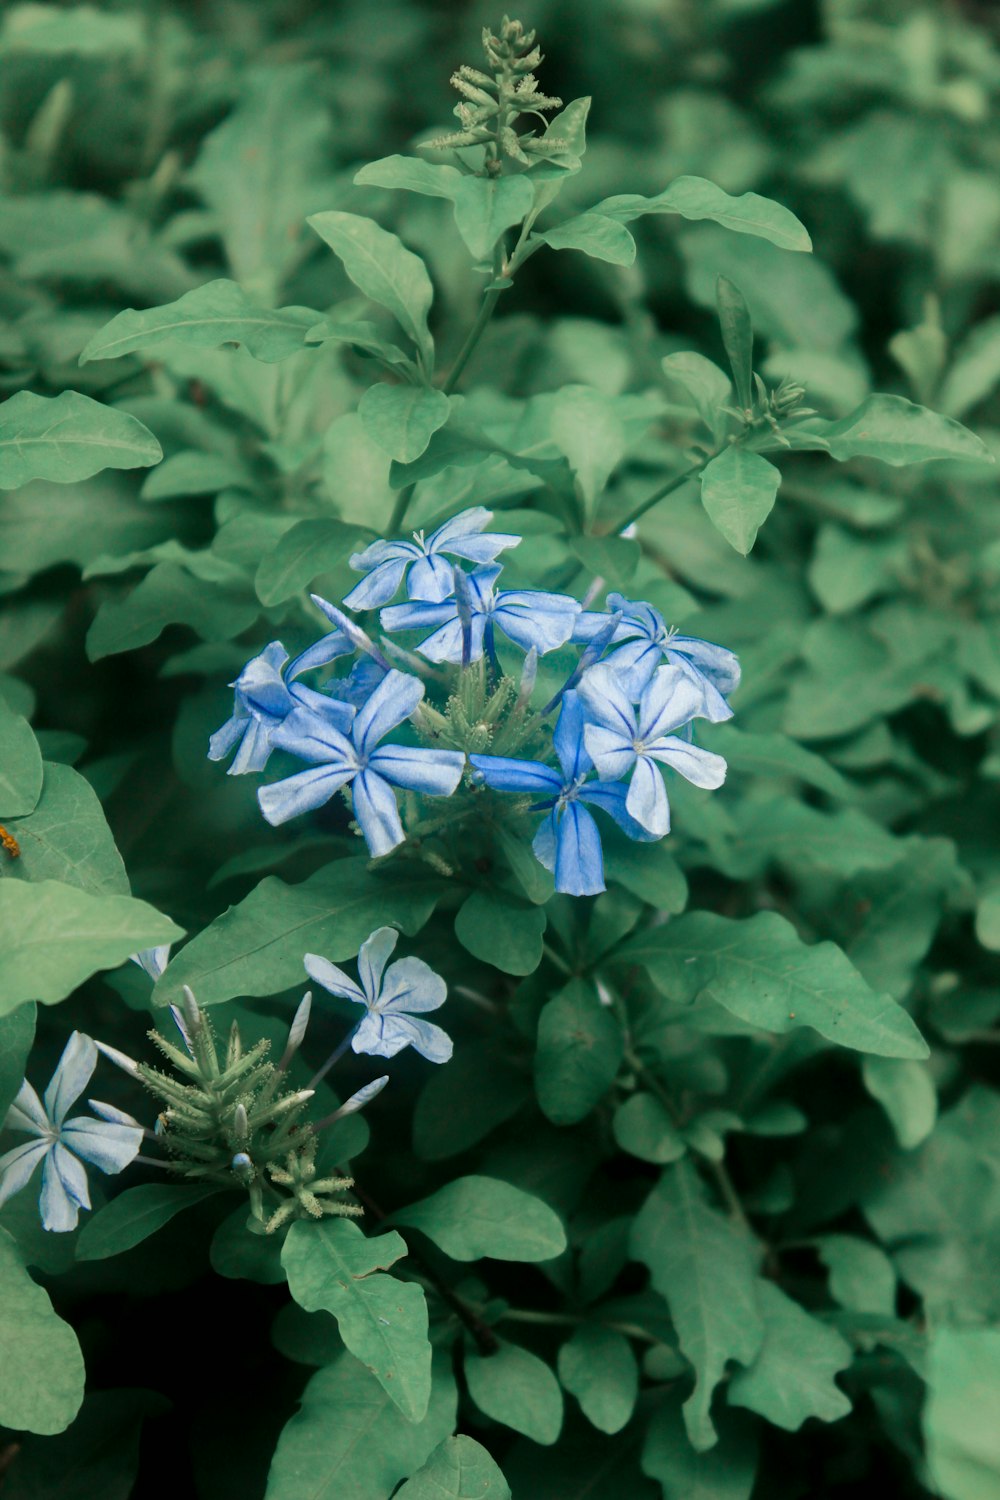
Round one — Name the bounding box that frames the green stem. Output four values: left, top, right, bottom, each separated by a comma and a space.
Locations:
500, 1308, 661, 1345
615, 457, 713, 533
387, 482, 416, 537
443, 240, 508, 395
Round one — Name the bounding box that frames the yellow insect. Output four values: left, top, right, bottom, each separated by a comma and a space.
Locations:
0, 824, 19, 859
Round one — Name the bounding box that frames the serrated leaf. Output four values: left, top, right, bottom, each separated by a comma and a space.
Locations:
395, 1436, 512, 1499
76, 1183, 222, 1261
620, 910, 929, 1059
0, 391, 161, 489
630, 1162, 764, 1450
393, 1175, 566, 1263
80, 281, 319, 364
0, 1227, 85, 1435
0, 879, 182, 1012
308, 211, 435, 368
282, 1219, 431, 1421
464, 1340, 563, 1445
358, 383, 451, 463
700, 447, 780, 554
728, 1280, 852, 1431
534, 978, 623, 1126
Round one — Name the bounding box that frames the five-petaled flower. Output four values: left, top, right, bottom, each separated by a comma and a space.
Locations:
305, 927, 452, 1063
579, 664, 727, 836
344, 506, 521, 610
0, 1032, 143, 1232
574, 595, 740, 715
471, 691, 657, 895
258, 668, 465, 855
381, 563, 580, 663
208, 639, 355, 775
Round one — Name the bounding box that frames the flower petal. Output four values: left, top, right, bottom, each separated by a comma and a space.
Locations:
207, 710, 248, 763
44, 1032, 97, 1126
469, 755, 562, 795
579, 665, 637, 737
494, 593, 580, 655
285, 629, 355, 679
377, 956, 447, 1015
258, 764, 356, 826
271, 704, 357, 764
443, 531, 521, 564
5, 1078, 49, 1136
553, 691, 591, 780
303, 953, 367, 1006
625, 754, 670, 836
426, 506, 493, 549
578, 779, 661, 842
582, 724, 635, 782
531, 808, 559, 873
61, 1115, 142, 1175
357, 927, 400, 1004
40, 1143, 90, 1231
638, 664, 711, 741
406, 553, 456, 602
343, 556, 412, 611
0, 1138, 50, 1210
554, 801, 605, 896
646, 735, 728, 789
380, 598, 456, 635
668, 635, 742, 696
353, 670, 425, 755
356, 1013, 453, 1064
351, 769, 405, 857
368, 744, 466, 796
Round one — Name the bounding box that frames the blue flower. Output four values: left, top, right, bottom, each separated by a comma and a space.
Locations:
579, 664, 727, 837
0, 1033, 143, 1232
471, 691, 658, 896
343, 507, 522, 610
305, 928, 452, 1063
130, 945, 171, 981
573, 595, 740, 715
258, 668, 466, 855
381, 564, 581, 663
208, 640, 356, 775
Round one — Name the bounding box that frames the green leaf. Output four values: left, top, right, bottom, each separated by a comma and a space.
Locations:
413, 1041, 531, 1161
464, 1340, 563, 1445
814, 1235, 897, 1317
661, 352, 733, 436
454, 890, 545, 976
537, 212, 637, 266
0, 1003, 36, 1121
76, 1184, 222, 1262
358, 384, 452, 463
395, 1436, 512, 1499
940, 314, 1000, 419
152, 860, 439, 1008
861, 1056, 937, 1150
282, 1219, 431, 1422
357, 157, 534, 263
0, 5, 144, 56
393, 1175, 566, 1263
629, 1162, 764, 1450
715, 277, 754, 415
924, 1327, 1000, 1500
641, 1403, 757, 1500
613, 1093, 687, 1165
0, 1227, 85, 1435
0, 698, 42, 817
80, 281, 319, 364
140, 450, 251, 501
534, 978, 624, 1126
308, 211, 435, 368
549, 386, 627, 515
557, 1325, 639, 1434
701, 726, 853, 800
86, 563, 258, 661
264, 1351, 457, 1500
210, 1205, 286, 1285
6, 761, 129, 894
0, 1388, 166, 1500
728, 1280, 852, 1431
807, 394, 993, 467
595, 177, 811, 252
0, 391, 162, 490
0, 879, 182, 1013
619, 910, 929, 1060
699, 447, 780, 555
602, 836, 688, 913
255, 518, 366, 606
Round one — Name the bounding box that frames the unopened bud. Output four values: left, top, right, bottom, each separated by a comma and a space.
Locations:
233, 1103, 249, 1140
94, 1039, 140, 1077
181, 985, 202, 1034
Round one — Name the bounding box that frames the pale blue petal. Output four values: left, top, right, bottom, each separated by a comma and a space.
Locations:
286, 629, 355, 678
407, 553, 455, 602
258, 764, 356, 825
604, 639, 662, 699
494, 594, 580, 654
343, 556, 411, 610
578, 779, 661, 842
271, 705, 357, 765
532, 809, 559, 872
352, 1012, 414, 1060
554, 802, 605, 896
45, 1032, 97, 1126
41, 1143, 90, 1232
669, 635, 742, 696
236, 645, 294, 719
553, 691, 591, 780
625, 755, 670, 836
207, 711, 248, 762
0, 1138, 49, 1209
466, 563, 503, 608
368, 744, 465, 795
130, 945, 171, 981
443, 531, 521, 564
288, 683, 357, 733
377, 956, 447, 1015
418, 615, 484, 664
358, 927, 400, 1004
571, 610, 618, 644
646, 736, 728, 789
579, 665, 637, 736
303, 953, 367, 1006
353, 670, 424, 754
5, 1078, 49, 1136
638, 665, 711, 741
583, 724, 635, 781
380, 1014, 453, 1064
352, 769, 405, 857
228, 716, 275, 775
426, 506, 493, 548
349, 537, 418, 572
61, 1115, 142, 1175
380, 598, 456, 634
469, 755, 562, 795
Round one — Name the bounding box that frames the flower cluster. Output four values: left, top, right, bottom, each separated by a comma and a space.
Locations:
209, 507, 740, 895
0, 929, 452, 1233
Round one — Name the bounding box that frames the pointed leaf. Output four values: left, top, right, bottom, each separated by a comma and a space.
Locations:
393, 1176, 566, 1263
0, 391, 161, 489
358, 384, 451, 463
700, 447, 780, 554
716, 277, 754, 414
76, 1183, 223, 1261
464, 1340, 563, 1445
308, 211, 435, 368
80, 281, 319, 364
395, 1436, 512, 1499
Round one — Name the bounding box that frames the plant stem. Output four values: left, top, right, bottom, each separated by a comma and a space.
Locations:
614, 457, 712, 532
443, 240, 507, 395
387, 482, 416, 537
307, 1025, 359, 1091
499, 1308, 661, 1344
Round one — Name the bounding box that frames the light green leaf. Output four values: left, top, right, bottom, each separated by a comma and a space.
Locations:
264, 1351, 457, 1500
464, 1340, 563, 1446
613, 1093, 687, 1165
6, 761, 129, 894
620, 910, 929, 1060
210, 1205, 286, 1285
255, 517, 366, 606
630, 1162, 763, 1450
939, 314, 1000, 419
537, 212, 637, 266
357, 156, 534, 262
0, 879, 182, 1013
728, 1280, 852, 1431
641, 1403, 757, 1500
716, 277, 754, 414
0, 699, 42, 817
862, 1056, 937, 1150
80, 281, 319, 364
140, 451, 251, 501
699, 447, 780, 555
0, 1227, 85, 1435
0, 4, 143, 55
557, 1325, 639, 1434
393, 1175, 566, 1263
925, 1326, 1000, 1500
806, 394, 992, 467
355, 155, 460, 201
358, 384, 452, 463
76, 1184, 222, 1262
454, 890, 545, 975
0, 391, 161, 490
549, 386, 627, 515
595, 176, 811, 252
152, 859, 439, 1007
0, 1003, 36, 1121
395, 1436, 512, 1500
661, 352, 733, 435
282, 1219, 431, 1422
701, 726, 853, 800
534, 978, 623, 1126
814, 1235, 897, 1317
975, 884, 1000, 952
308, 211, 435, 368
